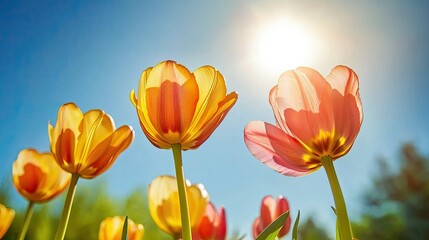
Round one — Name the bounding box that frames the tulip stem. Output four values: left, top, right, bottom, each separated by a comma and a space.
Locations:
321, 156, 352, 240
171, 143, 192, 240
54, 173, 79, 240
18, 201, 34, 240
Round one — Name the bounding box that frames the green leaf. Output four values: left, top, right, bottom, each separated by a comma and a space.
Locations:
331, 206, 340, 240
292, 210, 300, 240
255, 211, 289, 240
331, 206, 337, 215
121, 216, 128, 240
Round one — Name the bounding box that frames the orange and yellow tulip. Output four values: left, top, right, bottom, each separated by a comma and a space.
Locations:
244, 66, 363, 176
253, 195, 291, 238
99, 216, 144, 240
130, 60, 238, 150
0, 203, 15, 239
48, 103, 134, 179
193, 202, 227, 240
12, 149, 71, 203
148, 175, 209, 238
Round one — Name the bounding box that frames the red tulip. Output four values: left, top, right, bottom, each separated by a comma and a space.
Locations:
193, 202, 226, 240
253, 195, 291, 238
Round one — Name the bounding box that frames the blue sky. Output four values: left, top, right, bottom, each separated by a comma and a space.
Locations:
1, 0, 429, 238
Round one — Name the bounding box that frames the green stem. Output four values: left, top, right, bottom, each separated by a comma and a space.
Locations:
171, 143, 192, 240
321, 156, 352, 240
18, 201, 35, 240
54, 173, 79, 240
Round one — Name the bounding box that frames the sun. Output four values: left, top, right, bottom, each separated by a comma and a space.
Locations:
253, 19, 316, 76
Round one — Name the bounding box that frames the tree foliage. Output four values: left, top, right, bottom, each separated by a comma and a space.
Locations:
353, 143, 429, 240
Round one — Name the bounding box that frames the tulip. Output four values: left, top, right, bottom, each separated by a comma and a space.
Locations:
12, 149, 71, 203
50, 103, 134, 240
131, 60, 237, 240
12, 149, 71, 240
99, 216, 144, 240
0, 203, 15, 239
193, 202, 227, 240
252, 196, 291, 239
244, 66, 363, 239
130, 60, 238, 150
48, 102, 134, 179
148, 175, 209, 239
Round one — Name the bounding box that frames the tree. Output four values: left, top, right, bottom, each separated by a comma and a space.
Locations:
298, 217, 330, 240
353, 143, 429, 240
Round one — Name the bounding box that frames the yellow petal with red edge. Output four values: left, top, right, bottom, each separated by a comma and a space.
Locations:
12, 149, 71, 202
79, 125, 134, 179
183, 91, 237, 149
49, 103, 83, 168
185, 66, 226, 137
146, 61, 198, 141
75, 110, 114, 168
131, 89, 170, 149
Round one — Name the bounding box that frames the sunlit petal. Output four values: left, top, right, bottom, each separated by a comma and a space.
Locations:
244, 121, 320, 176
12, 149, 71, 203
131, 60, 237, 150
49, 103, 133, 178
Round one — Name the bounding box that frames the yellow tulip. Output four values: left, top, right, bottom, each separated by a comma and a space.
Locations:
12, 149, 71, 203
130, 60, 238, 150
99, 216, 144, 240
0, 203, 15, 239
148, 175, 209, 238
48, 102, 134, 179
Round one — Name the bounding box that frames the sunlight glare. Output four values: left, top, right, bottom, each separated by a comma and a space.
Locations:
254, 19, 316, 76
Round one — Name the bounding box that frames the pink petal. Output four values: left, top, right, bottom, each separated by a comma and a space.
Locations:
274, 67, 331, 113
260, 196, 276, 227
331, 91, 362, 158
326, 65, 363, 122
244, 121, 320, 176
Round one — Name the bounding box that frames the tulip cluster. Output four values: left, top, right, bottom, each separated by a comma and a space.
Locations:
2, 59, 362, 240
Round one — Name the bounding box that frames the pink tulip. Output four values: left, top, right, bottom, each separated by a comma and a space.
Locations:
244, 66, 363, 176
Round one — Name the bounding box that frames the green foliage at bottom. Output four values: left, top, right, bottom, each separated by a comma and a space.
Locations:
1, 181, 170, 240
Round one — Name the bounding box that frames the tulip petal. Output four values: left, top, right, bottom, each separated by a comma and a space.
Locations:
326, 65, 363, 123
275, 68, 329, 113
145, 61, 199, 142
244, 121, 321, 176
50, 103, 83, 167
269, 86, 289, 132
216, 207, 227, 240
331, 91, 362, 158
80, 125, 134, 178
253, 218, 262, 238
187, 184, 209, 226
260, 196, 276, 227
0, 204, 15, 239
186, 66, 226, 135
198, 203, 216, 238
75, 110, 114, 168
183, 91, 238, 149
276, 196, 292, 236
12, 149, 71, 203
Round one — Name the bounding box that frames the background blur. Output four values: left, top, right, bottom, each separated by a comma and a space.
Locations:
1, 0, 429, 239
